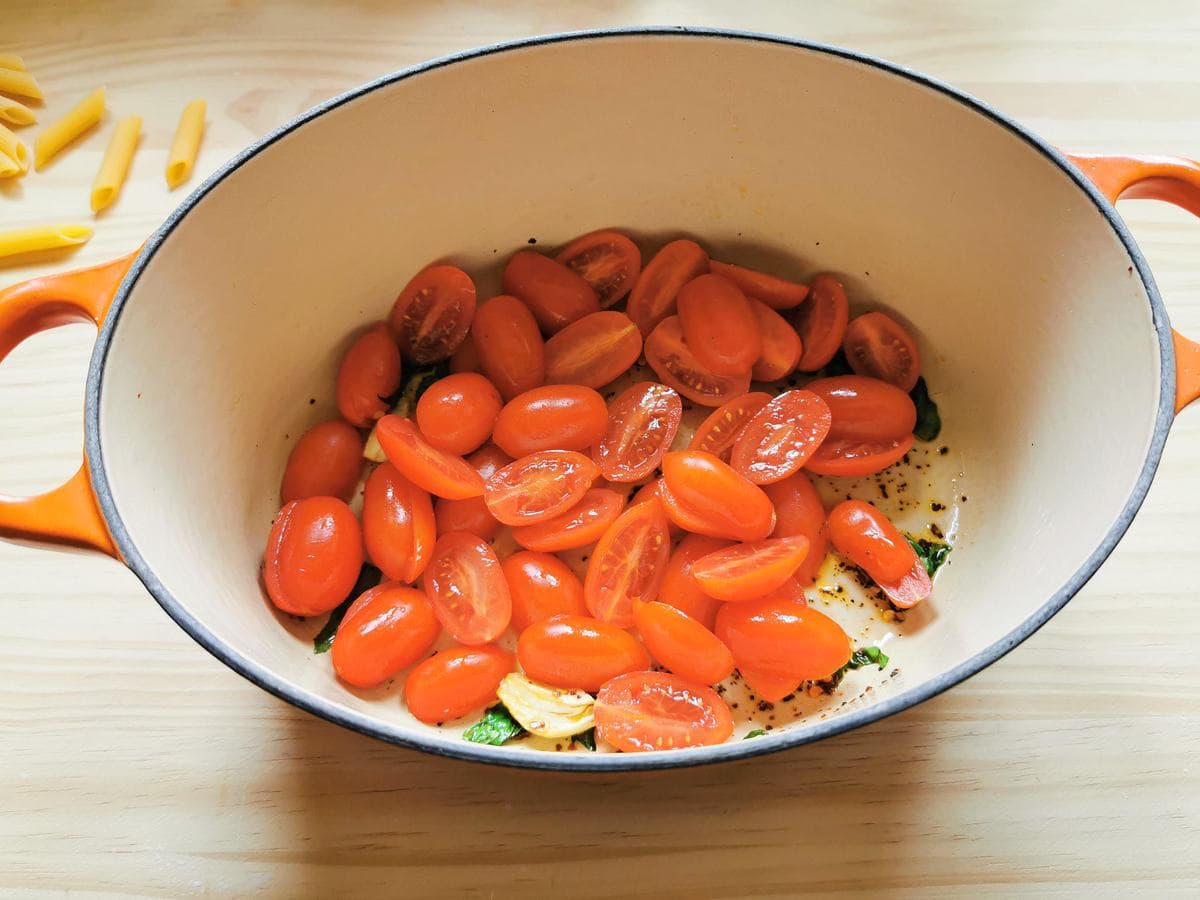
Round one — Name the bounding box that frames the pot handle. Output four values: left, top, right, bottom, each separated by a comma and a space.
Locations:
1068, 153, 1200, 413
0, 253, 138, 557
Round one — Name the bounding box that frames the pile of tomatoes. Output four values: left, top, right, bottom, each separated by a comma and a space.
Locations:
264, 229, 934, 753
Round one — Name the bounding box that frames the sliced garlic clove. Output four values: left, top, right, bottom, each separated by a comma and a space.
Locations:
496, 672, 595, 738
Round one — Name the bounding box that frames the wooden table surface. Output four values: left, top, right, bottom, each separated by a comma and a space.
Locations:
4, 2, 1199, 896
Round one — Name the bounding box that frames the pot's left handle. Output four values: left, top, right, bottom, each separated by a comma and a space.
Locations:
0, 253, 138, 557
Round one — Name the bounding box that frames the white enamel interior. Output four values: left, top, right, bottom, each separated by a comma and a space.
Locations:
95, 33, 1162, 765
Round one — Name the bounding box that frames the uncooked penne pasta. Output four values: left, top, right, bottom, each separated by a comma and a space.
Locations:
0, 53, 26, 70
91, 115, 141, 211
34, 87, 105, 170
0, 153, 20, 178
0, 224, 92, 258
0, 94, 37, 127
0, 67, 43, 101
0, 122, 28, 173
166, 98, 205, 188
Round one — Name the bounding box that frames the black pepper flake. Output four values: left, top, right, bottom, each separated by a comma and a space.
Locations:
961, 495, 968, 502
931, 501, 945, 511
527, 237, 537, 244
757, 700, 774, 712
878, 483, 889, 499
308, 398, 316, 405
930, 523, 944, 539
780, 693, 796, 703
938, 446, 949, 455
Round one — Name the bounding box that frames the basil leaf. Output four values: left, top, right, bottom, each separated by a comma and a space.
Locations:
463, 705, 526, 746
744, 729, 768, 740
572, 728, 596, 751
910, 376, 941, 442
313, 564, 382, 653
905, 535, 951, 577
847, 646, 890, 670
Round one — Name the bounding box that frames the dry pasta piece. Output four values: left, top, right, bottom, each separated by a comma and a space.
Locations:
0, 153, 21, 179
0, 53, 26, 70
165, 99, 205, 188
0, 95, 37, 127
90, 115, 141, 211
0, 224, 92, 258
0, 123, 28, 174
34, 87, 105, 170
0, 67, 43, 101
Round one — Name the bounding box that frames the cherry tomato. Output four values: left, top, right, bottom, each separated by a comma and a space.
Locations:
877, 560, 933, 609
791, 273, 849, 371
708, 260, 810, 310
688, 392, 772, 460
404, 644, 514, 723
806, 375, 916, 443
423, 532, 512, 644
332, 583, 441, 688
843, 311, 922, 391
502, 551, 588, 633
754, 575, 810, 607
691, 535, 811, 602
729, 390, 832, 484
281, 420, 364, 503
414, 372, 502, 456
517, 615, 650, 692
738, 666, 801, 704
645, 315, 752, 407
805, 433, 914, 477
634, 601, 735, 685
627, 239, 709, 336
433, 444, 510, 540
389, 265, 476, 364
595, 671, 733, 752
543, 311, 642, 388
593, 381, 682, 482
584, 499, 671, 627
362, 463, 436, 584
264, 497, 363, 616
510, 487, 625, 552
336, 323, 403, 427
484, 450, 598, 525
449, 333, 481, 373
626, 480, 681, 537
715, 595, 851, 683
376, 415, 485, 500
657, 533, 730, 629
676, 274, 762, 376
491, 385, 608, 458
659, 450, 775, 541
748, 300, 802, 381
826, 499, 918, 584
555, 229, 642, 308
763, 472, 827, 585
502, 250, 599, 334
471, 295, 545, 401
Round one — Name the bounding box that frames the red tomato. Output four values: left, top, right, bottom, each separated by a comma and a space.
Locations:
739, 666, 801, 704
502, 551, 588, 633
748, 300, 802, 381
843, 311, 922, 392
423, 532, 512, 644
805, 433, 914, 477
264, 498, 364, 616
826, 499, 918, 584
633, 601, 735, 685
389, 265, 476, 364
688, 392, 772, 460
791, 273, 849, 371
543, 311, 642, 388
595, 671, 734, 752
362, 463, 436, 584
554, 229, 642, 308
510, 487, 625, 552
433, 445, 510, 540
331, 583, 441, 688
414, 373, 502, 456
676, 274, 762, 376
449, 333, 481, 374
584, 499, 671, 627
471, 295, 546, 401
626, 480, 681, 537
657, 533, 730, 629
715, 596, 851, 683
691, 536, 811, 602
502, 250, 599, 334
404, 644, 514, 723
754, 575, 810, 607
336, 323, 403, 427
376, 415, 485, 500
877, 560, 933, 608
626, 239, 709, 336
729, 390, 833, 484
659, 450, 775, 541
708, 260, 810, 310
806, 375, 916, 443
484, 450, 598, 525
593, 381, 683, 482
763, 472, 827, 585
517, 615, 650, 692
491, 385, 608, 458
645, 315, 752, 407
281, 420, 364, 503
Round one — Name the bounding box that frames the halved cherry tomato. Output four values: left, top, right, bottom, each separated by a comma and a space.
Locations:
449, 333, 481, 373
593, 381, 682, 482
659, 450, 775, 541
376, 415, 485, 500
510, 487, 625, 552
404, 644, 514, 723
491, 385, 608, 458
634, 602, 735, 685
826, 499, 917, 584
688, 392, 772, 459
676, 274, 762, 376
738, 666, 801, 704
502, 250, 599, 334
715, 596, 851, 683
763, 472, 827, 585
748, 300, 802, 381
595, 671, 733, 752
626, 480, 681, 537
423, 531, 512, 644
332, 583, 441, 688
502, 551, 588, 633
626, 239, 709, 336
471, 295, 545, 401
644, 315, 752, 407
264, 497, 364, 616
555, 229, 642, 308
336, 323, 403, 427
878, 560, 933, 608
691, 535, 810, 602
484, 450, 598, 525
791, 273, 849, 371
729, 390, 832, 484
433, 444, 510, 540
805, 434, 914, 477
843, 311, 921, 392
708, 260, 810, 310
657, 533, 730, 629
389, 265, 477, 364
806, 375, 916, 443
584, 499, 671, 627
414, 372, 502, 456
362, 463, 436, 584
281, 419, 364, 503
543, 311, 642, 388
517, 615, 651, 692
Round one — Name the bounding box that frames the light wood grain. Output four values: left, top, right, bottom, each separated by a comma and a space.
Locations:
3, 2, 1199, 897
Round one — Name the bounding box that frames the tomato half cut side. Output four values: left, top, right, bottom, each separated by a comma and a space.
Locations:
715, 596, 851, 683
843, 311, 922, 392
554, 229, 643, 308
543, 311, 642, 388
675, 274, 762, 376
375, 415, 486, 500
748, 300, 802, 382
502, 250, 599, 334
593, 381, 683, 482
709, 260, 810, 310
510, 487, 625, 552
584, 497, 672, 628
484, 450, 599, 525
332, 584, 441, 688
336, 322, 403, 427
826, 499, 918, 584
878, 560, 933, 608
517, 615, 651, 692
688, 392, 772, 460
389, 264, 477, 364
595, 671, 734, 752
423, 531, 513, 644
729, 390, 832, 485
805, 433, 914, 477
791, 273, 849, 371
626, 239, 709, 336
633, 601, 735, 685
806, 375, 916, 444
690, 535, 811, 602
404, 644, 514, 724
644, 315, 752, 408
763, 471, 827, 585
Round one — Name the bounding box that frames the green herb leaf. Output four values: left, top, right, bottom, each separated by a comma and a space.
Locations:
744, 729, 768, 740
847, 646, 890, 670
910, 376, 941, 442
463, 704, 526, 746
387, 361, 450, 417
905, 535, 951, 577
572, 728, 596, 751
313, 564, 382, 653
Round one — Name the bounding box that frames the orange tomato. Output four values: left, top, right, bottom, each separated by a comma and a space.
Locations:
510, 487, 626, 552
433, 444, 510, 540
626, 239, 709, 336
592, 381, 682, 482
876, 560, 933, 609
595, 671, 734, 752
414, 372, 502, 456
331, 583, 441, 688
491, 385, 608, 458
584, 499, 671, 628
471, 295, 545, 401
729, 390, 832, 484
362, 463, 436, 584
502, 551, 588, 633
280, 419, 364, 503
404, 644, 514, 724
715, 596, 851, 683
676, 273, 761, 376
708, 260, 810, 310
791, 273, 849, 371
375, 415, 485, 500
690, 535, 811, 602
626, 480, 681, 537
633, 601, 735, 685
449, 333, 481, 373
748, 300, 802, 381
555, 229, 642, 308
264, 497, 364, 616
543, 310, 642, 388
517, 615, 650, 692
806, 375, 916, 444
738, 666, 802, 704
763, 472, 827, 585
389, 265, 476, 364
688, 392, 772, 460
826, 499, 917, 584
336, 323, 403, 427
805, 433, 914, 477
502, 250, 599, 334
423, 532, 512, 644
659, 450, 775, 541
644, 315, 752, 407
484, 450, 598, 525
657, 533, 730, 629
843, 311, 922, 392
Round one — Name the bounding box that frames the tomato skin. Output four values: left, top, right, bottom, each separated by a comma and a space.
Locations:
389, 265, 477, 364
331, 583, 441, 688
423, 532, 512, 644
471, 295, 546, 401
844, 311, 922, 392
708, 260, 810, 310
805, 433, 914, 477
517, 615, 651, 692
634, 601, 735, 685
433, 444, 510, 541
826, 499, 918, 584
659, 450, 775, 542
729, 390, 833, 485
806, 375, 916, 443
376, 415, 485, 500
688, 392, 772, 460
362, 463, 436, 584
510, 487, 625, 552
502, 551, 588, 633
491, 385, 608, 458
791, 273, 850, 371
414, 373, 502, 456
336, 323, 403, 427
593, 381, 683, 482
484, 450, 598, 526
404, 644, 514, 724
555, 229, 642, 308
627, 239, 709, 336
595, 671, 734, 752
502, 250, 599, 334
644, 315, 752, 407
543, 311, 642, 388
584, 498, 672, 628
763, 472, 827, 585
739, 666, 801, 703
264, 498, 364, 616
691, 535, 811, 602
748, 300, 803, 381
715, 596, 851, 683
449, 333, 481, 374
657, 533, 730, 629
877, 560, 933, 608
281, 420, 364, 503
676, 274, 762, 376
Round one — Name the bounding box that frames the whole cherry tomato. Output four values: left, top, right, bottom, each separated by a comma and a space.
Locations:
644, 315, 752, 407
362, 463, 436, 584
336, 322, 403, 427
738, 666, 802, 704
690, 535, 811, 602
555, 229, 642, 308
791, 273, 849, 371
389, 265, 476, 363
502, 250, 599, 334
659, 451, 775, 541
510, 487, 626, 552
676, 274, 762, 376
708, 260, 810, 309
729, 390, 832, 484
491, 385, 608, 458
264, 497, 364, 616
517, 615, 650, 692
484, 450, 598, 525
502, 551, 588, 633
826, 499, 917, 583
332, 583, 441, 688
414, 372, 502, 456
748, 299, 803, 381
376, 415, 485, 500
843, 311, 921, 391
657, 533, 730, 629
281, 419, 364, 503
449, 333, 481, 374
634, 601, 735, 685
433, 444, 510, 540
471, 295, 545, 401
404, 644, 514, 723
595, 671, 733, 752
543, 311, 642, 388
584, 499, 671, 628
626, 239, 709, 336
763, 471, 827, 585
423, 531, 512, 644
593, 381, 682, 482
715, 595, 851, 683
688, 392, 772, 460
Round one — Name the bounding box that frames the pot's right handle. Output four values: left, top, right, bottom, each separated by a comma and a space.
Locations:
1068, 154, 1200, 413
